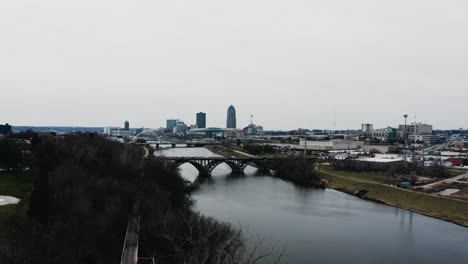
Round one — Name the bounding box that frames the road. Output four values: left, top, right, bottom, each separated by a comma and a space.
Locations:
421, 173, 468, 190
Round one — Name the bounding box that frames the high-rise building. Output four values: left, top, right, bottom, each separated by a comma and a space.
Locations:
226, 105, 236, 128
166, 119, 178, 130
124, 120, 130, 130
196, 112, 206, 128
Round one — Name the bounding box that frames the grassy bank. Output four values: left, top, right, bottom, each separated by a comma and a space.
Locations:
0, 171, 34, 237
317, 166, 468, 227
205, 145, 251, 158
447, 169, 466, 177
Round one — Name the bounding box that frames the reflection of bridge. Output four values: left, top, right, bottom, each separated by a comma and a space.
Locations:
157, 157, 276, 176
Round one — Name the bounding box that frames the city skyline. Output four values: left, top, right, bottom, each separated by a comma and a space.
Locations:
5, 111, 466, 131
1, 0, 468, 130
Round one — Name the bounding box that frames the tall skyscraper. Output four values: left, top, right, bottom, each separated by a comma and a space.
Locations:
124, 120, 130, 130
196, 112, 206, 128
226, 105, 237, 128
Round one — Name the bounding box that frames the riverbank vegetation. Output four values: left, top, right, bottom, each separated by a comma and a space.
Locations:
0, 134, 283, 264
317, 166, 468, 227
271, 158, 323, 187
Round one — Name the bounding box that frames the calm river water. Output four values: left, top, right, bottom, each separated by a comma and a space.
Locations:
155, 147, 468, 264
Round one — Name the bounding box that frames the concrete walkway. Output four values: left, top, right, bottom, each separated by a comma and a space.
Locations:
120, 215, 140, 264
421, 173, 468, 190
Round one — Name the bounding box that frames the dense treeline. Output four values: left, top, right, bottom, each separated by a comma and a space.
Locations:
242, 144, 277, 155
0, 134, 282, 264
271, 158, 322, 187
0, 139, 30, 171
331, 159, 450, 178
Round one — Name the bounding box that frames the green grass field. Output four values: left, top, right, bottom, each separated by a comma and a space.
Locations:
0, 170, 34, 237
317, 166, 468, 227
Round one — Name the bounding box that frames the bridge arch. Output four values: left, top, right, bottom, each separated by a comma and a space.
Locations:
205, 159, 247, 174
132, 130, 160, 142
172, 160, 209, 176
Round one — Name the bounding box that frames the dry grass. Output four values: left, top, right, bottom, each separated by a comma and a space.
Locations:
317, 166, 468, 227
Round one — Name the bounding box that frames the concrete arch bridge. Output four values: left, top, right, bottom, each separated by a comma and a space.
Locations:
158, 157, 276, 176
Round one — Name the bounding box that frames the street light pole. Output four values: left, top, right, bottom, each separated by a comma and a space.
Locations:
403, 114, 408, 166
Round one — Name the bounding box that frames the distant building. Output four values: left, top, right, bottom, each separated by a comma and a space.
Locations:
410, 123, 433, 135
243, 124, 258, 135
372, 127, 397, 143
398, 123, 432, 135
173, 120, 188, 136
361, 123, 374, 133
196, 112, 206, 128
409, 134, 440, 144
226, 105, 236, 129
103, 127, 131, 137
124, 120, 130, 130
362, 145, 398, 154
299, 139, 364, 151
243, 123, 264, 135
166, 119, 179, 130
454, 141, 468, 149
225, 129, 244, 139
0, 123, 12, 135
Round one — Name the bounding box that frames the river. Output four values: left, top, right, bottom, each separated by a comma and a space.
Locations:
155, 147, 468, 264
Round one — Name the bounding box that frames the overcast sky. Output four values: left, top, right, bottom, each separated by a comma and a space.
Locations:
1, 0, 467, 130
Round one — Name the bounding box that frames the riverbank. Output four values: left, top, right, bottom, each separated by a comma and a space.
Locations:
317, 166, 468, 227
